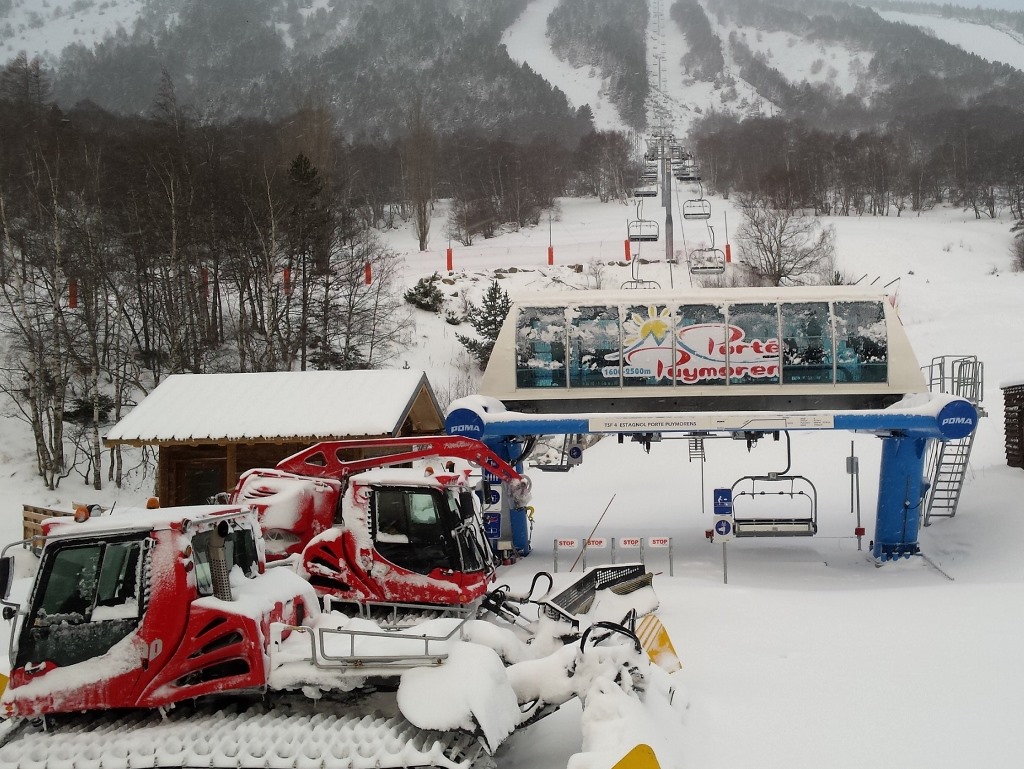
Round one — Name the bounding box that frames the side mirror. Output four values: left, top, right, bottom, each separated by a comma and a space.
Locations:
2, 606, 15, 621
458, 491, 477, 521
0, 555, 13, 601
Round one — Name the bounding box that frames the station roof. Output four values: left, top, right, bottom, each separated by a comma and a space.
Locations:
104, 370, 443, 446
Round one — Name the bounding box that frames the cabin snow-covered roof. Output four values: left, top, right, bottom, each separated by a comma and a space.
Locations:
104, 370, 443, 445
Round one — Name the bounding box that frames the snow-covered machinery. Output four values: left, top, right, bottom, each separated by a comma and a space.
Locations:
0, 438, 684, 768
230, 436, 531, 607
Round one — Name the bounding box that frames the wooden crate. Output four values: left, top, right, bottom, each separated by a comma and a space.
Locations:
22, 504, 74, 549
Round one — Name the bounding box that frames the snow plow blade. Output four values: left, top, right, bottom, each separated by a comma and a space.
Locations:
612, 744, 661, 769
636, 614, 682, 673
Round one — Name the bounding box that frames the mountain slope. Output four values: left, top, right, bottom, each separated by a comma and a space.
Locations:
4, 0, 1024, 139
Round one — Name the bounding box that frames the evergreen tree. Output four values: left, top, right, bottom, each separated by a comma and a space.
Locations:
457, 280, 511, 369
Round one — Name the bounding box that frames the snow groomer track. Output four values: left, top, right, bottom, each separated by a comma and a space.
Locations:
0, 701, 487, 769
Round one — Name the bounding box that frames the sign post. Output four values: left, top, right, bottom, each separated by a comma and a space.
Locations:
713, 488, 734, 584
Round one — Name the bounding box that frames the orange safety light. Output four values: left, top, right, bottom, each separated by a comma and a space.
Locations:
146, 496, 160, 509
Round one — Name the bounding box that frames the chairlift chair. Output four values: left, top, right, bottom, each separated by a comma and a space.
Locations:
627, 219, 659, 242
621, 238, 661, 289
634, 184, 658, 198
682, 199, 712, 220
675, 156, 699, 178
729, 474, 818, 537
688, 247, 726, 276
621, 279, 662, 290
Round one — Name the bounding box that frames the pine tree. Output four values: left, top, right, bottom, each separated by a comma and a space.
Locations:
457, 280, 512, 369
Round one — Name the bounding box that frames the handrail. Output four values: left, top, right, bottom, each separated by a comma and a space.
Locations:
270, 613, 473, 671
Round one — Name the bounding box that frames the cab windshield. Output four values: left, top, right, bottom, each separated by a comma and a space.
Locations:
17, 534, 147, 669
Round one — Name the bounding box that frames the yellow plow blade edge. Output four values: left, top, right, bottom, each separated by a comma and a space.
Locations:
612, 743, 661, 769
0, 671, 7, 697
636, 614, 682, 673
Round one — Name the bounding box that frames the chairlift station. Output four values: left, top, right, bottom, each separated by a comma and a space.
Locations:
446, 286, 982, 565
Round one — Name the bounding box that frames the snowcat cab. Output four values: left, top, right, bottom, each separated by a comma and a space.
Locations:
0, 506, 315, 718
231, 437, 523, 608
300, 466, 498, 606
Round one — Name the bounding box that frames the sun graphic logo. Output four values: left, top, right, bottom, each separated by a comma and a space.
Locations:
621, 305, 686, 380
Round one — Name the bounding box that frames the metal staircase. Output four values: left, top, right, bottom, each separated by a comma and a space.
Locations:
923, 355, 984, 525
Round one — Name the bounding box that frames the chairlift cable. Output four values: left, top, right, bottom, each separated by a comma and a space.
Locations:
673, 177, 693, 288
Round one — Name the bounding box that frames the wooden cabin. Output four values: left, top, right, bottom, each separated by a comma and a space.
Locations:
103, 370, 444, 506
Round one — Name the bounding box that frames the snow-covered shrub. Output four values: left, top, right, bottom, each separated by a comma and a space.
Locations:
404, 273, 445, 313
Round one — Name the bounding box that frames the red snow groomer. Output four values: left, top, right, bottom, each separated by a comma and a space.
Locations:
0, 437, 682, 769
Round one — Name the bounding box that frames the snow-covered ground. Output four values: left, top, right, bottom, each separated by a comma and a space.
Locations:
502, 0, 624, 133
0, 0, 146, 64
2, 1, 1024, 767
392, 186, 1024, 769
877, 9, 1024, 72
3, 180, 1021, 769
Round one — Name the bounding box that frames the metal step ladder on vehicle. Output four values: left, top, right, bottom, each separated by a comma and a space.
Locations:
923, 355, 984, 525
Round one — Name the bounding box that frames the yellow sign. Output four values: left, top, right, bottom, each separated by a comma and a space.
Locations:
612, 743, 661, 769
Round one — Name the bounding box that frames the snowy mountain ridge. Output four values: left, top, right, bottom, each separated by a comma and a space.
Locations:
2, 0, 1024, 136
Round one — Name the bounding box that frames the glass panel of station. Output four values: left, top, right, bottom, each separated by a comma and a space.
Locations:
621, 303, 676, 386
833, 301, 888, 383
724, 303, 781, 385
569, 305, 621, 387
781, 302, 834, 384
675, 303, 727, 386
513, 300, 889, 390
516, 307, 567, 388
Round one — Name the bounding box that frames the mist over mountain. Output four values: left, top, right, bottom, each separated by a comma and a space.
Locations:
1, 0, 1022, 139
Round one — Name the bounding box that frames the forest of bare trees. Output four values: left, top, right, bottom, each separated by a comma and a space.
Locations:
0, 54, 636, 490
690, 110, 1024, 220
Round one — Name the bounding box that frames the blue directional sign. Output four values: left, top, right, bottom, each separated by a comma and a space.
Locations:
713, 488, 733, 516
482, 512, 501, 540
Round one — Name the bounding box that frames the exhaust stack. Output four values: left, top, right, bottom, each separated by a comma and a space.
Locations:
209, 521, 233, 601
